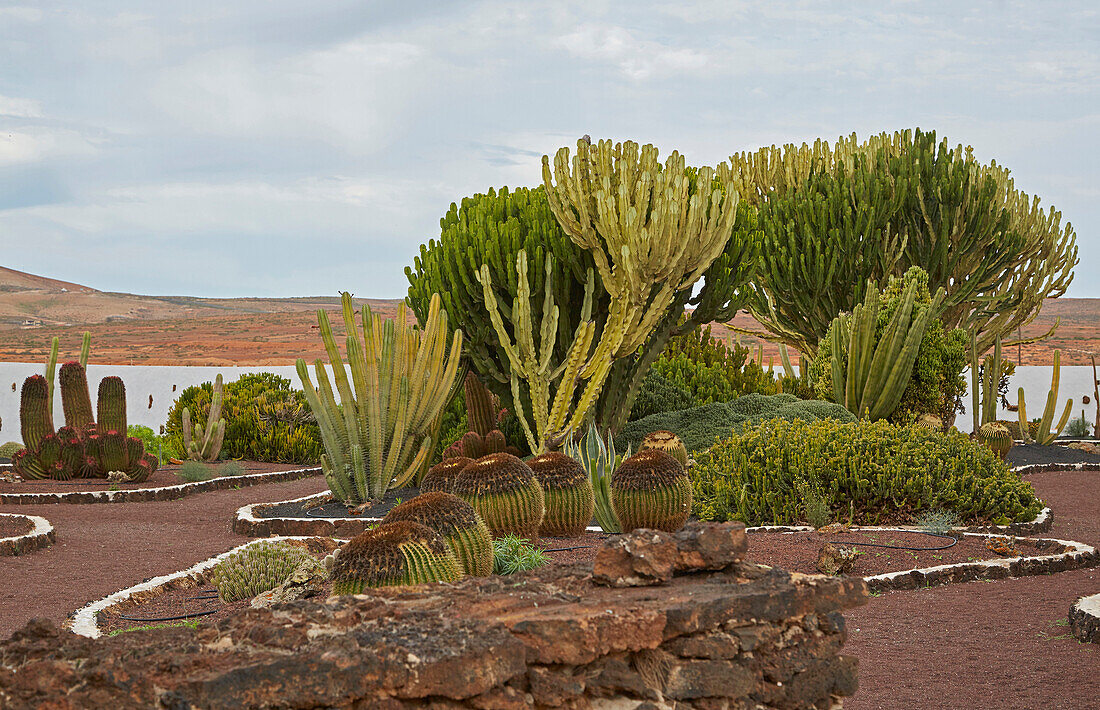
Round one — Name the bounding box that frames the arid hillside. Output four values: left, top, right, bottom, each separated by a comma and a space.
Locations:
0, 267, 1096, 366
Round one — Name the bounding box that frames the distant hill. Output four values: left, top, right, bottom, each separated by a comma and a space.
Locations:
0, 267, 1095, 366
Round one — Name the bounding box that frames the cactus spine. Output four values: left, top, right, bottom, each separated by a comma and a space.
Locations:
1017, 350, 1073, 445
183, 373, 226, 462
611, 449, 692, 533
529, 451, 595, 537
421, 456, 472, 495
978, 421, 1013, 460
464, 373, 497, 437
296, 292, 462, 505
826, 269, 946, 421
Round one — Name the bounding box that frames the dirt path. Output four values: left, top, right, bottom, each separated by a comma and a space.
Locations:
0, 476, 328, 637
845, 468, 1100, 710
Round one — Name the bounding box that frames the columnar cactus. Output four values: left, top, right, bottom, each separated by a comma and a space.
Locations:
96, 376, 128, 435
210, 541, 321, 602
639, 430, 689, 468
382, 492, 494, 576
464, 372, 498, 438
183, 373, 226, 462
330, 521, 462, 594
611, 449, 692, 533
421, 456, 472, 494
528, 451, 595, 537
296, 292, 462, 505
1017, 349, 1073, 446
451, 453, 545, 539
59, 362, 95, 430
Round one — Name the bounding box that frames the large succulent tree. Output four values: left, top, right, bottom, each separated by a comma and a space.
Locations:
732, 128, 1077, 357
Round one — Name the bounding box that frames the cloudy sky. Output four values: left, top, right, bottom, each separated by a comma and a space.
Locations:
0, 1, 1096, 298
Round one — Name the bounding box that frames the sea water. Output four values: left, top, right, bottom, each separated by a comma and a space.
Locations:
0, 362, 1094, 444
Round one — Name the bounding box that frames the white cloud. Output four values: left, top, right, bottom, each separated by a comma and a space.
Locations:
0, 6, 42, 22
0, 94, 42, 118
0, 127, 100, 166
553, 26, 709, 80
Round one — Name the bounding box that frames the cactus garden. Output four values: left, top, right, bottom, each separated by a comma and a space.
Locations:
3, 128, 1099, 710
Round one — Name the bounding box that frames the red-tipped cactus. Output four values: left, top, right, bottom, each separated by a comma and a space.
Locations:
96, 376, 127, 435
59, 362, 95, 430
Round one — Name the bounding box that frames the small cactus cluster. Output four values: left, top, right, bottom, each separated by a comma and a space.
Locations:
12, 366, 158, 482
420, 456, 472, 494
452, 453, 545, 539
639, 430, 688, 468
382, 492, 494, 576
442, 374, 522, 460
330, 521, 462, 594
528, 452, 594, 537
977, 421, 1013, 460
209, 540, 322, 602
611, 449, 692, 532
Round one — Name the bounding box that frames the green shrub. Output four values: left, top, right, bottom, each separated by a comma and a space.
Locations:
0, 441, 23, 460
617, 393, 856, 455
691, 419, 1043, 526
1064, 412, 1090, 438
628, 370, 695, 422
165, 373, 321, 464
492, 534, 549, 575
127, 425, 181, 462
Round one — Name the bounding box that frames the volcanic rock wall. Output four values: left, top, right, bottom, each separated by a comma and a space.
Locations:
0, 522, 866, 709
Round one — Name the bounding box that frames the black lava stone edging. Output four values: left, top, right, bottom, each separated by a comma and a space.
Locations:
0, 467, 321, 505
235, 491, 386, 538
1069, 593, 1100, 644
0, 513, 55, 556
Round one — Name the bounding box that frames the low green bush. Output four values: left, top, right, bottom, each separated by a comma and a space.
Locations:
617, 393, 856, 455
691, 419, 1043, 526
165, 373, 322, 464
127, 425, 180, 462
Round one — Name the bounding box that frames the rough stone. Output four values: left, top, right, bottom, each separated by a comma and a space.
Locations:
815, 542, 859, 576
0, 524, 865, 709
592, 521, 747, 587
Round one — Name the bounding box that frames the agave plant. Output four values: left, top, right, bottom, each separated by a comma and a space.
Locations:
562, 421, 632, 533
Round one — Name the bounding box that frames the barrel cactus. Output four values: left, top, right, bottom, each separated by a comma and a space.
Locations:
611, 449, 692, 532
382, 492, 494, 576
977, 421, 1013, 460
639, 430, 689, 468
330, 521, 462, 594
421, 456, 472, 494
914, 413, 943, 434
452, 453, 545, 539
528, 451, 595, 537
209, 540, 321, 602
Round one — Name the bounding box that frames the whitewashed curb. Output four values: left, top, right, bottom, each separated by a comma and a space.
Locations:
0, 512, 54, 555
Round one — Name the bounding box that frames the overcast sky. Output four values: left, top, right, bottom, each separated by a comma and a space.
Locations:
0, 1, 1096, 299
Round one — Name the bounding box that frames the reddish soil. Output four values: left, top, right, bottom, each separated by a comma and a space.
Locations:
97, 584, 251, 637
0, 515, 32, 538
0, 475, 328, 637
0, 461, 307, 494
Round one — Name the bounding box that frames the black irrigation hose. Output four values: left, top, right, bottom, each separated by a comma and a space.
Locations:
119, 609, 218, 623
835, 530, 959, 552
305, 506, 360, 518
542, 545, 595, 552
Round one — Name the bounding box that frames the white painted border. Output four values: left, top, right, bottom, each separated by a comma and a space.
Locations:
745, 525, 1097, 586
68, 535, 323, 639
0, 512, 53, 554
0, 466, 321, 505
1070, 592, 1100, 642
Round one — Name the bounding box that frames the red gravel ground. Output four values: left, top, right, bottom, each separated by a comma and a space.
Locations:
0, 461, 305, 494
0, 515, 33, 539
0, 475, 328, 637
1, 470, 1097, 709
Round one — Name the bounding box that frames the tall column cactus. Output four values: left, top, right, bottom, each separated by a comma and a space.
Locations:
825, 270, 946, 421
970, 335, 1005, 432
296, 292, 462, 504
182, 373, 226, 462
1017, 350, 1073, 445
44, 332, 90, 419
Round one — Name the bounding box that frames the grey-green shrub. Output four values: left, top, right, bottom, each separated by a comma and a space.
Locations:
617, 393, 856, 455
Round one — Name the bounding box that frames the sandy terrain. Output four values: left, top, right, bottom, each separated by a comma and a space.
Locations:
0, 267, 1096, 366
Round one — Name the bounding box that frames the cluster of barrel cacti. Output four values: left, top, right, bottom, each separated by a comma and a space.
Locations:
210, 540, 322, 602
382, 492, 494, 576
13, 364, 158, 482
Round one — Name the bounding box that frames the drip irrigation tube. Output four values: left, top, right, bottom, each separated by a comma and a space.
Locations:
118, 609, 218, 623
543, 545, 594, 552
835, 531, 958, 551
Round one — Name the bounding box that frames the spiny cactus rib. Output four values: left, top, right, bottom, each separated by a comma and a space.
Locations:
529, 451, 595, 537
96, 376, 127, 435
331, 521, 462, 594
382, 492, 494, 576
452, 453, 545, 539
611, 449, 692, 533
464, 373, 498, 438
